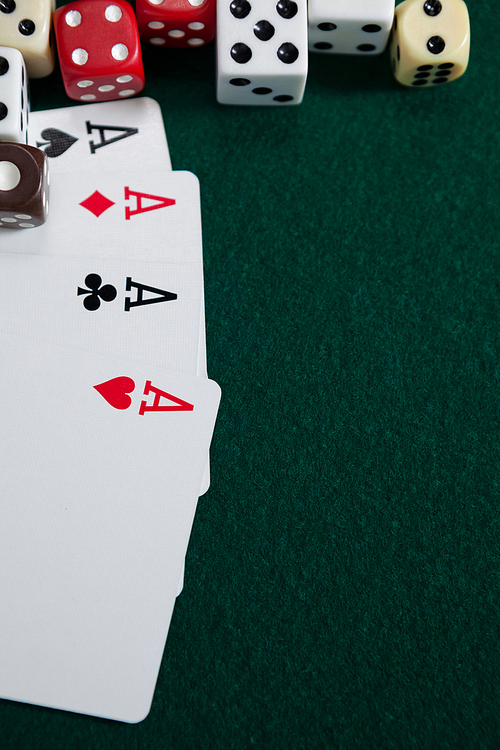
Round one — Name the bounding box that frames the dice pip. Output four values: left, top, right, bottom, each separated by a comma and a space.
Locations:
308, 0, 395, 54
0, 0, 55, 78
0, 143, 49, 229
216, 0, 308, 105
53, 0, 145, 102
390, 0, 470, 87
136, 0, 216, 48
0, 47, 29, 144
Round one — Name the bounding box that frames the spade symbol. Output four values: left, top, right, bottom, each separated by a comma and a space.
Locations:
36, 128, 78, 158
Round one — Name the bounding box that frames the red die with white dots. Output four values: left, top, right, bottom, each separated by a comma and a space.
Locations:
136, 0, 216, 48
53, 0, 145, 102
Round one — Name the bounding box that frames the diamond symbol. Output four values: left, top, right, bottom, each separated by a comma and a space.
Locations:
79, 190, 115, 217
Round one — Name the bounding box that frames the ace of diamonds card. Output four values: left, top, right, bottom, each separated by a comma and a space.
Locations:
1, 164, 202, 265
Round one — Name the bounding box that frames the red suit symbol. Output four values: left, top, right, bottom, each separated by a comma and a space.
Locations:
93, 377, 135, 410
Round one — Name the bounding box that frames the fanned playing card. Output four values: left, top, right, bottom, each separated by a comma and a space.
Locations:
0, 253, 203, 373
0, 334, 220, 723
29, 98, 172, 172
0, 165, 204, 264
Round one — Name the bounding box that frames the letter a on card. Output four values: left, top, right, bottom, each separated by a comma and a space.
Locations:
125, 187, 175, 219
139, 380, 194, 415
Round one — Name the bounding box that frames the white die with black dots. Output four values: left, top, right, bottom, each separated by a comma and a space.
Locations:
0, 46, 29, 144
308, 0, 395, 55
216, 0, 308, 105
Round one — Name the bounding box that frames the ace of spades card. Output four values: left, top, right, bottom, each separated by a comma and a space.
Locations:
29, 97, 172, 172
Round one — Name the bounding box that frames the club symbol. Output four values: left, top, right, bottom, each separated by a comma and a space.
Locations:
78, 273, 117, 311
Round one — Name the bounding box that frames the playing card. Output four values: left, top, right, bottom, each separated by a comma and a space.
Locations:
0, 333, 220, 723
0, 253, 203, 372
29, 98, 171, 173
1, 166, 203, 265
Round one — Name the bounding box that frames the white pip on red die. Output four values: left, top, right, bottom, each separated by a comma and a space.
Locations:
308, 0, 395, 55
0, 47, 29, 143
0, 0, 55, 78
136, 0, 216, 48
216, 0, 308, 106
53, 0, 145, 103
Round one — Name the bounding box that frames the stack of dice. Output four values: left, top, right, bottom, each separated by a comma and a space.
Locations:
0, 46, 48, 228
215, 0, 470, 104
0, 0, 471, 162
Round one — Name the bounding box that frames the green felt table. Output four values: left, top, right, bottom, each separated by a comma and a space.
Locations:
2, 1, 500, 747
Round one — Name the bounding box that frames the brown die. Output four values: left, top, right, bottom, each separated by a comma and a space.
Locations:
0, 143, 49, 228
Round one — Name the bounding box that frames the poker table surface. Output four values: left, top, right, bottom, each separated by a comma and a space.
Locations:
2, 0, 499, 747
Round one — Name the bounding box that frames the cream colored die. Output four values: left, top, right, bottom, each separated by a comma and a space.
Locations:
0, 0, 56, 78
390, 0, 470, 87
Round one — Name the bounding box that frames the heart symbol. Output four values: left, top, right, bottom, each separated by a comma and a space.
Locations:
94, 377, 135, 410
36, 128, 78, 158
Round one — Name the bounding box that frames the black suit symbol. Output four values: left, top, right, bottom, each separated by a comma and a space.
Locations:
36, 128, 78, 158
78, 274, 117, 311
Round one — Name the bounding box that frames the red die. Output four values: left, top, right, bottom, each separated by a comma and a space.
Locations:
53, 0, 145, 102
136, 0, 216, 48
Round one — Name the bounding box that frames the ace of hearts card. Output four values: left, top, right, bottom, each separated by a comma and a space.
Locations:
0, 335, 221, 723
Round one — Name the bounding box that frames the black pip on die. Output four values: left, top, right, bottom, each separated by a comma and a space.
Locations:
390, 0, 470, 86
0, 143, 49, 228
216, 0, 308, 105
0, 47, 29, 143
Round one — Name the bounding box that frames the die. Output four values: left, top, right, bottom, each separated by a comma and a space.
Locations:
0, 0, 55, 78
0, 47, 29, 143
53, 0, 145, 102
390, 0, 470, 87
136, 0, 216, 48
308, 0, 395, 55
0, 143, 49, 228
216, 0, 308, 105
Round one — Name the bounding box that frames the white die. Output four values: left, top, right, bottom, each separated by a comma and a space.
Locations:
0, 0, 55, 78
308, 0, 395, 55
0, 47, 29, 143
216, 0, 308, 106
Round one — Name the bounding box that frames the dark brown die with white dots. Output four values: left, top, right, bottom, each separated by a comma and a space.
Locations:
308, 0, 394, 55
0, 0, 55, 78
0, 143, 49, 229
216, 0, 308, 105
390, 0, 470, 87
